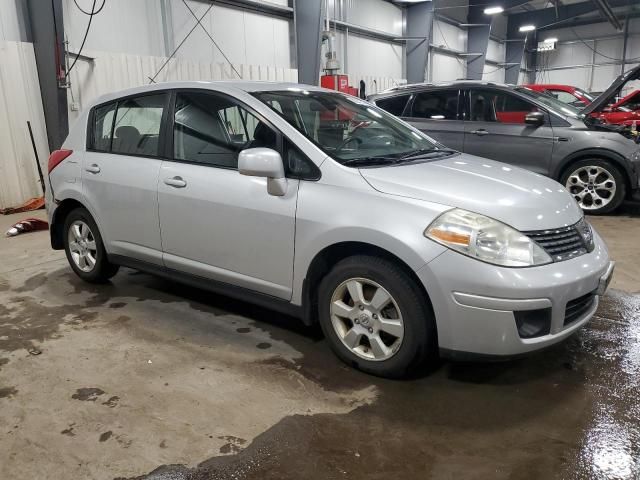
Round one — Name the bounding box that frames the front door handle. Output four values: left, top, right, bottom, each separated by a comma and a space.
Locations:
470, 129, 489, 136
85, 164, 101, 174
164, 176, 187, 188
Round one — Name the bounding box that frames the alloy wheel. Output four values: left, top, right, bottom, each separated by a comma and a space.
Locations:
329, 277, 404, 361
565, 165, 616, 210
68, 220, 98, 273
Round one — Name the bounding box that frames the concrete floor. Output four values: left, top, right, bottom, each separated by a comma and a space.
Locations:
0, 208, 639, 480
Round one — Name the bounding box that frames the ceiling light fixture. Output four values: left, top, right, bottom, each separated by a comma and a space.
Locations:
484, 6, 504, 14
544, 37, 558, 43
519, 25, 536, 32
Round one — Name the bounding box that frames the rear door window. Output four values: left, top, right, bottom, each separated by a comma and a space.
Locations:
409, 90, 459, 120
111, 94, 167, 157
375, 95, 411, 116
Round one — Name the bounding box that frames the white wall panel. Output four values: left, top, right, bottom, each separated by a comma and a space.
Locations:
64, 0, 293, 69
66, 49, 298, 124
0, 41, 49, 209
433, 20, 467, 52
0, 0, 29, 42
483, 65, 504, 83
345, 0, 403, 36
486, 39, 504, 64
345, 35, 403, 79
431, 54, 465, 82
535, 20, 640, 92
64, 0, 165, 57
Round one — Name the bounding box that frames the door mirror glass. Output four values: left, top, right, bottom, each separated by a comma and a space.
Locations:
525, 111, 545, 126
238, 148, 287, 196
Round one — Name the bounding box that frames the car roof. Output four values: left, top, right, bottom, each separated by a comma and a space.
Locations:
368, 80, 518, 99
89, 80, 327, 108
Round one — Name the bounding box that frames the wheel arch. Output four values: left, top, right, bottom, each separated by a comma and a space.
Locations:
50, 198, 88, 249
300, 241, 435, 330
554, 148, 635, 194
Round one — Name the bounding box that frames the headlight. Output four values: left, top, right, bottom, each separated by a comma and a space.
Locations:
576, 217, 595, 252
425, 209, 552, 267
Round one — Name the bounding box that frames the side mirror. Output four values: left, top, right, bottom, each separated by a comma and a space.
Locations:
525, 111, 545, 126
238, 147, 287, 196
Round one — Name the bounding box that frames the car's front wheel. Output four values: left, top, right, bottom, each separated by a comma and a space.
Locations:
317, 255, 436, 378
562, 159, 626, 214
63, 207, 119, 283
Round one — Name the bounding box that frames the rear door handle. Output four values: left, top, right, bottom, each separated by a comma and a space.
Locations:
85, 164, 101, 174
470, 129, 489, 136
164, 176, 187, 188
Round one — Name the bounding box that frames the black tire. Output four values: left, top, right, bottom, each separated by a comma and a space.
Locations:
317, 255, 437, 378
560, 159, 626, 214
63, 207, 119, 283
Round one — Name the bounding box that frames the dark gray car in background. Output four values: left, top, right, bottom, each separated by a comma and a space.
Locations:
369, 76, 640, 214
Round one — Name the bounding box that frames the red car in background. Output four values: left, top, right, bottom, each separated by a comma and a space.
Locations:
524, 83, 640, 126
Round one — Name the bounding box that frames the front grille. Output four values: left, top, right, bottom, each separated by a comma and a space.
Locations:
524, 224, 587, 262
564, 292, 596, 326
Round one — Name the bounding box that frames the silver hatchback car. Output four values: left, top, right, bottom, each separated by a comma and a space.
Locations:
46, 81, 614, 378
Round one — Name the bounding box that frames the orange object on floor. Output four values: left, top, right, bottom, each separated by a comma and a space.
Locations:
0, 196, 45, 215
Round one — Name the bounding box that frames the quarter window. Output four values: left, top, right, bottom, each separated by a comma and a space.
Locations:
410, 90, 459, 120
470, 90, 540, 124
375, 95, 410, 116
91, 102, 116, 152
173, 91, 277, 169
112, 94, 166, 156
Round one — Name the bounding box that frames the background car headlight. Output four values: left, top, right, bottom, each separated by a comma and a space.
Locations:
425, 209, 552, 267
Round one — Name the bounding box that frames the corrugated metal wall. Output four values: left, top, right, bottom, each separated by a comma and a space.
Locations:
0, 41, 49, 210
66, 50, 299, 124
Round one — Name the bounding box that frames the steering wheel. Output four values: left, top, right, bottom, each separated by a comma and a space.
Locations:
335, 135, 363, 154
335, 134, 395, 154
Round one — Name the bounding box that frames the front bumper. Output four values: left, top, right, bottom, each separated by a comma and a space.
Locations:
417, 230, 612, 356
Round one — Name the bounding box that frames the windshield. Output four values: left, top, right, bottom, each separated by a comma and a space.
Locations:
253, 90, 445, 165
515, 87, 583, 118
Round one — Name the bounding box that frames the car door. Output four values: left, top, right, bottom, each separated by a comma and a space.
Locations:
157, 90, 299, 300
82, 92, 168, 265
401, 88, 464, 150
462, 88, 554, 175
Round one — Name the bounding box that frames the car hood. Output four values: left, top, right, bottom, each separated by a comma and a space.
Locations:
583, 64, 640, 115
360, 155, 583, 231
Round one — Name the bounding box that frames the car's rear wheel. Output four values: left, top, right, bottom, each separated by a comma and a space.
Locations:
317, 255, 436, 378
561, 159, 625, 214
63, 207, 119, 283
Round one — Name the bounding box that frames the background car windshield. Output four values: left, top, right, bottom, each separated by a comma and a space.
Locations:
577, 90, 595, 102
253, 90, 438, 162
516, 87, 583, 118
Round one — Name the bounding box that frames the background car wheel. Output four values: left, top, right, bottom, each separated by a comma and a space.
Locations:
317, 255, 437, 378
63, 207, 119, 283
561, 159, 626, 214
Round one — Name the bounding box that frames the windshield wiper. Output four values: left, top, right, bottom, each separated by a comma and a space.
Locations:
341, 157, 402, 167
398, 148, 458, 160
342, 149, 458, 167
